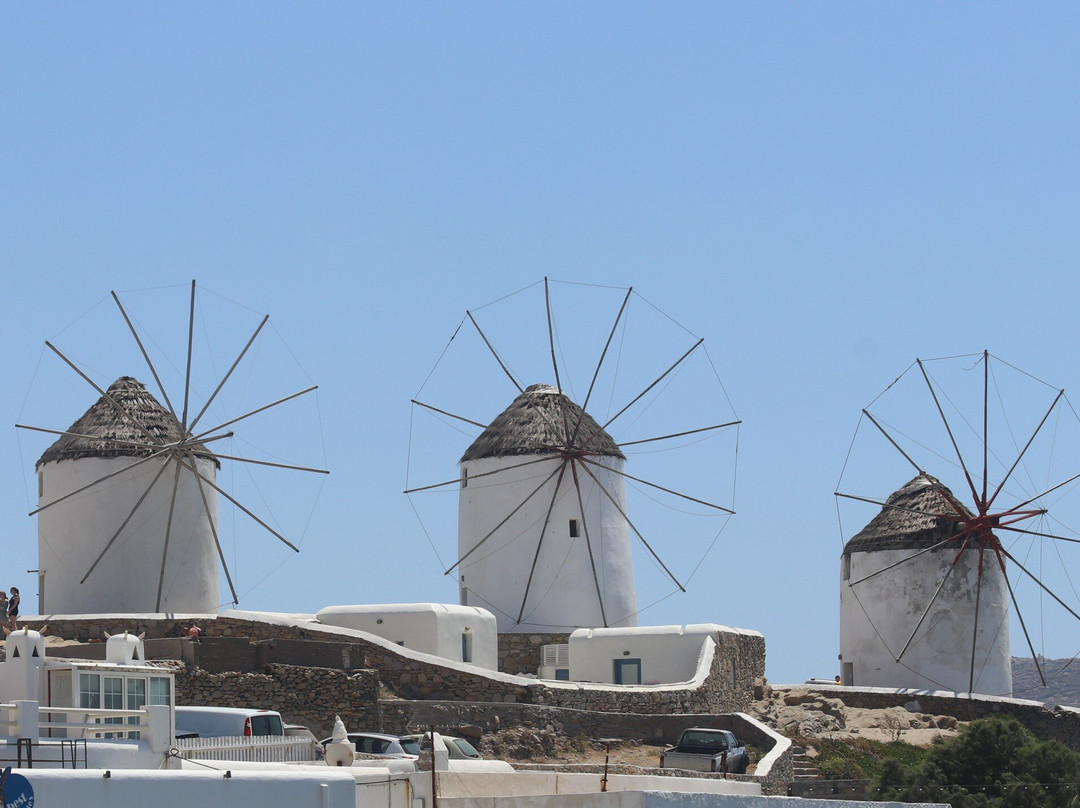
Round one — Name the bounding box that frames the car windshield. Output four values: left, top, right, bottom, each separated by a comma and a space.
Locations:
683, 731, 728, 751
452, 738, 480, 757
399, 737, 421, 755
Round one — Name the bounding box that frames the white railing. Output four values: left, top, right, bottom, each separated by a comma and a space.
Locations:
0, 701, 173, 755
175, 734, 318, 763
39, 706, 150, 738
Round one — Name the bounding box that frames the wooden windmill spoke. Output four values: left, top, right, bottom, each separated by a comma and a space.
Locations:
178, 455, 238, 607
846, 535, 957, 587
594, 338, 704, 437
156, 457, 187, 611
861, 410, 923, 476
30, 447, 173, 517
986, 388, 1066, 511
996, 524, 1080, 545
835, 491, 952, 519
193, 386, 319, 441
568, 285, 632, 449
997, 548, 1080, 624
17, 423, 171, 451
445, 461, 567, 574
583, 456, 735, 514
468, 310, 523, 395
894, 537, 971, 664
1009, 471, 1080, 513
405, 455, 556, 495
112, 289, 180, 424
917, 358, 981, 506
80, 457, 174, 584
211, 452, 329, 476
981, 351, 989, 504
967, 544, 986, 693
180, 279, 196, 430
414, 395, 567, 461
992, 547, 1046, 687
410, 399, 489, 430
577, 459, 685, 592
45, 340, 163, 446
570, 459, 608, 628
544, 278, 572, 445
618, 421, 741, 448
517, 461, 570, 625
189, 465, 301, 553
187, 310, 270, 435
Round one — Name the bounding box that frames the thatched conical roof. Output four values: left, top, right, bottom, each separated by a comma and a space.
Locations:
37, 376, 220, 468
843, 474, 975, 554
461, 383, 624, 462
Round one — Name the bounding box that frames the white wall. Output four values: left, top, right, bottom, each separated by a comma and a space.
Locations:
38, 456, 220, 614
569, 624, 752, 685
316, 603, 499, 670
458, 454, 637, 633
15, 768, 356, 808
840, 546, 1012, 695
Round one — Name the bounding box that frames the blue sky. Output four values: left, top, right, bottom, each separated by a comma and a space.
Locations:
3, 4, 1080, 687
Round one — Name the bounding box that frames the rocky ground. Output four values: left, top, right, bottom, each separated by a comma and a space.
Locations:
479, 686, 968, 770
751, 685, 963, 746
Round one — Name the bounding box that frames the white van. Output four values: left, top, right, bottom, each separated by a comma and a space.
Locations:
175, 706, 285, 738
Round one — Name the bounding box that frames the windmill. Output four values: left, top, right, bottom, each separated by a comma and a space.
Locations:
18, 281, 328, 614
406, 279, 740, 633
835, 351, 1080, 695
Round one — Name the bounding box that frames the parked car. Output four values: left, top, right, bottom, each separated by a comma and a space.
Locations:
318, 732, 420, 759
403, 733, 482, 760
174, 706, 284, 738
659, 727, 749, 774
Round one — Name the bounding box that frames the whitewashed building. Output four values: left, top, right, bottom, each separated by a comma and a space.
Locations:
457, 384, 637, 633
35, 377, 220, 615
567, 623, 759, 685
839, 474, 1012, 695
315, 603, 499, 670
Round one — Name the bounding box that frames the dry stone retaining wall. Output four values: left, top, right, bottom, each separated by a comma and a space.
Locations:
498, 632, 571, 675
23, 615, 764, 715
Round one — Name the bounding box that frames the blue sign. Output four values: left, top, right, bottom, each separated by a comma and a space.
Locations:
1, 771, 35, 808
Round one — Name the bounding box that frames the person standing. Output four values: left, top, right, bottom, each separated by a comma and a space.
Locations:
0, 591, 7, 630
7, 588, 19, 631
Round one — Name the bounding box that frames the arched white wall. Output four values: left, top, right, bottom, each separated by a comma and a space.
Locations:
37, 456, 220, 614
458, 454, 637, 633
839, 546, 1012, 695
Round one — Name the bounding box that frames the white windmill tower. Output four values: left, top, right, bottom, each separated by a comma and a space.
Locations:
836, 352, 1080, 696
839, 474, 1011, 694
407, 279, 740, 635
457, 383, 637, 633
20, 282, 328, 615
36, 376, 222, 614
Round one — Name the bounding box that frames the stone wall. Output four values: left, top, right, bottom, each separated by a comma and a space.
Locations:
163, 661, 382, 738
23, 615, 763, 714
24, 615, 764, 727
51, 636, 368, 673
498, 632, 571, 675
378, 702, 793, 795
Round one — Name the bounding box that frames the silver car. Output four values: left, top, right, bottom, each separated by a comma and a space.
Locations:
319, 732, 420, 759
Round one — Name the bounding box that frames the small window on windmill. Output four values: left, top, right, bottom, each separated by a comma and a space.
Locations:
461, 467, 468, 488
569, 519, 579, 537
841, 554, 851, 581
38, 471, 43, 499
